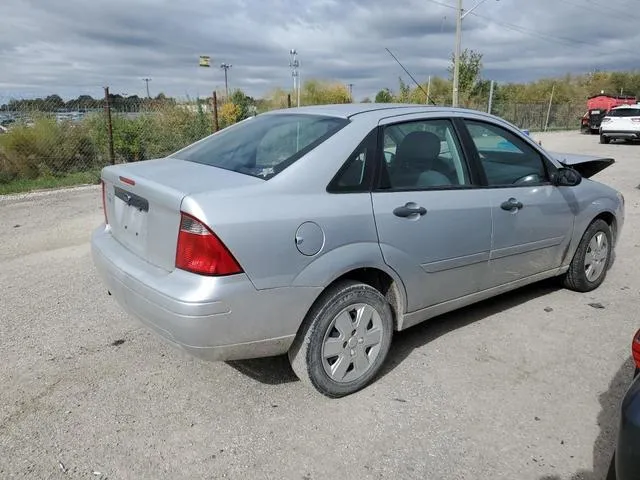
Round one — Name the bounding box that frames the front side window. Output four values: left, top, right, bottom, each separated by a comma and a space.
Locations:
171, 114, 349, 179
380, 119, 471, 190
464, 120, 548, 186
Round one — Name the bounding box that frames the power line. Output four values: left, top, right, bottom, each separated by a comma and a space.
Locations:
558, 0, 640, 23
424, 0, 639, 59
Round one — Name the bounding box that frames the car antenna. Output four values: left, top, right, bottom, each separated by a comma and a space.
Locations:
385, 47, 436, 105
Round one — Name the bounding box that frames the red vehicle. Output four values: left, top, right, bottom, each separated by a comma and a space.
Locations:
581, 93, 637, 134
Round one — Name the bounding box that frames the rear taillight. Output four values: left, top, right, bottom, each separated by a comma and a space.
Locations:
175, 212, 243, 276
101, 180, 108, 225
632, 329, 640, 370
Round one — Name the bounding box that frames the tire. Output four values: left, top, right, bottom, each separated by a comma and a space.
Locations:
562, 219, 612, 292
288, 280, 394, 398
600, 134, 610, 144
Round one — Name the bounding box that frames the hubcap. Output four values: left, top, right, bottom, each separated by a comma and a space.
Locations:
321, 303, 384, 383
584, 231, 609, 282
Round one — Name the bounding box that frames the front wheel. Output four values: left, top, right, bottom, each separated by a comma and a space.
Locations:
562, 219, 612, 292
288, 280, 394, 398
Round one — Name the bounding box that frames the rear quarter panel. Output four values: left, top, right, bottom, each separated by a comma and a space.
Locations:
181, 116, 391, 292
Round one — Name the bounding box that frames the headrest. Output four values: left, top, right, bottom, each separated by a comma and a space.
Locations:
395, 131, 441, 168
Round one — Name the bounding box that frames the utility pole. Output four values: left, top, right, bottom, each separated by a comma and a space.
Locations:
142, 78, 152, 98
452, 0, 463, 107
220, 63, 232, 98
487, 80, 495, 114
290, 49, 300, 107
452, 0, 499, 107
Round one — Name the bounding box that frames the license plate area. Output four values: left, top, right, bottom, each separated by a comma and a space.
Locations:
113, 186, 149, 252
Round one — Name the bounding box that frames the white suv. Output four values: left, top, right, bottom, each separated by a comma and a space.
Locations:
600, 104, 640, 144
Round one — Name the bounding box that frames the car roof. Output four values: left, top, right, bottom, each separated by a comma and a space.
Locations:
262, 103, 485, 120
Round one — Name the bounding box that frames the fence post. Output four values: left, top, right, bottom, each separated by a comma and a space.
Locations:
287, 94, 292, 108
212, 91, 219, 132
104, 86, 115, 165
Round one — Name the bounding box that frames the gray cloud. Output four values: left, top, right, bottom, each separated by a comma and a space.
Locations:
1, 0, 640, 101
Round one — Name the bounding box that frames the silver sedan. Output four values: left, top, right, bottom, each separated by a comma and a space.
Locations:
91, 104, 625, 397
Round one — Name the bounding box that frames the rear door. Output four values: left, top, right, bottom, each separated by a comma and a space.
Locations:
371, 115, 492, 313
460, 118, 576, 287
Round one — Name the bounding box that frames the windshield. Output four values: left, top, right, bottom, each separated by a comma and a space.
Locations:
171, 113, 349, 179
608, 108, 640, 117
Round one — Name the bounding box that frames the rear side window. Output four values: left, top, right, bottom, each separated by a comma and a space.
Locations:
171, 114, 349, 179
608, 108, 640, 117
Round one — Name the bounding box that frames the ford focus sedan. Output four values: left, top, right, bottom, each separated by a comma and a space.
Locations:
92, 104, 624, 397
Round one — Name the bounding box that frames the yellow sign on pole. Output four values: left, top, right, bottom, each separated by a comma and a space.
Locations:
199, 55, 211, 67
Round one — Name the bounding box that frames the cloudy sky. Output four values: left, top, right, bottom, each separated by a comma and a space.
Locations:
1, 0, 639, 101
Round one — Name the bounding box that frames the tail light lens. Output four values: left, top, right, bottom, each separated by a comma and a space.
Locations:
632, 329, 640, 370
175, 212, 243, 276
101, 180, 108, 225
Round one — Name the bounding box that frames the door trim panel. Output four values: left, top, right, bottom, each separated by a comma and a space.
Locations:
421, 250, 490, 273
490, 235, 565, 260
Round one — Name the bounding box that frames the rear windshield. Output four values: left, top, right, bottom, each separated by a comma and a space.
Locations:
171, 113, 349, 179
608, 108, 640, 117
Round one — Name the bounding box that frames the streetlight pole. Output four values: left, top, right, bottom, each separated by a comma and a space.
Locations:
452, 0, 498, 107
220, 63, 232, 98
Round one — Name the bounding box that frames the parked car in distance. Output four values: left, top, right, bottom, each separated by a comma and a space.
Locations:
608, 329, 640, 480
600, 104, 640, 144
91, 104, 625, 397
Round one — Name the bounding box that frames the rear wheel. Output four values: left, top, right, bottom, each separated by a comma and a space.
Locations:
562, 219, 612, 292
600, 134, 610, 144
288, 280, 394, 398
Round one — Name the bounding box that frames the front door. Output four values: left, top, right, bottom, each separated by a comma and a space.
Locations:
371, 116, 493, 313
461, 119, 576, 287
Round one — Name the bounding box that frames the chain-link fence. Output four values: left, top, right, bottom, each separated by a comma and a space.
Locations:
0, 92, 587, 194
0, 91, 228, 193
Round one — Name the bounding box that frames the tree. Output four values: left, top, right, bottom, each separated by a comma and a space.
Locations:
448, 48, 484, 105
375, 88, 394, 103
301, 80, 351, 105
230, 89, 256, 120
219, 102, 240, 128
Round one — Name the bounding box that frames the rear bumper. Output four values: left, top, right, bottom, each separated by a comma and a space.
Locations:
91, 225, 321, 361
600, 129, 640, 139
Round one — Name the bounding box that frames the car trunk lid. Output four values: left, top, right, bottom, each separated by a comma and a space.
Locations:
101, 157, 263, 272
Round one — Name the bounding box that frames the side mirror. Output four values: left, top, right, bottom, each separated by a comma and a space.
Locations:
553, 167, 582, 187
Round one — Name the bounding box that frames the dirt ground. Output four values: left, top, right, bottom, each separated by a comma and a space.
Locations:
1, 130, 638, 479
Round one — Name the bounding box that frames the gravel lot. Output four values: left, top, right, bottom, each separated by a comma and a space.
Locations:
1, 131, 638, 480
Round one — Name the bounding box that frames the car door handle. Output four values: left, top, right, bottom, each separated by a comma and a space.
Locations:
500, 198, 524, 211
393, 204, 427, 218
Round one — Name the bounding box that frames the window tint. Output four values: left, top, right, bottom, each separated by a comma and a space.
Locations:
171, 114, 348, 179
380, 119, 470, 190
465, 120, 548, 186
607, 108, 640, 117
